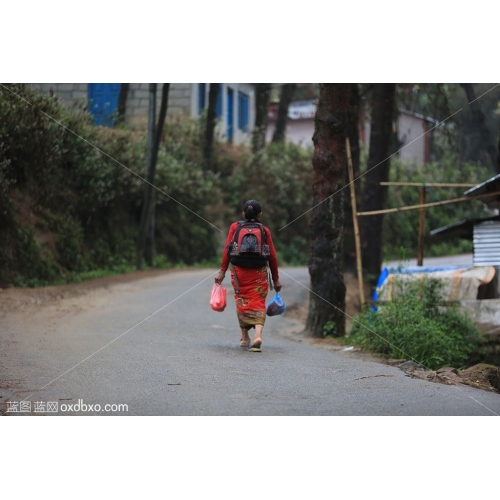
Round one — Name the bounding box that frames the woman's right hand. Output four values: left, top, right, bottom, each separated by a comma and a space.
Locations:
215, 270, 225, 285
273, 279, 282, 292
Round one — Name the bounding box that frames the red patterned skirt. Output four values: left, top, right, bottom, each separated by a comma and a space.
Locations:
230, 266, 269, 330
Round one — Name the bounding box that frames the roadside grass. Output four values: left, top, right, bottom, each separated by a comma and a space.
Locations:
343, 277, 484, 371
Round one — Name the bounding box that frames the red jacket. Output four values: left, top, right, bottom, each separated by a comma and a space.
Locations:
220, 221, 280, 281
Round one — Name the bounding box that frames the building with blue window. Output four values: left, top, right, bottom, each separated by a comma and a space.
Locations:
31, 83, 256, 146
196, 83, 254, 144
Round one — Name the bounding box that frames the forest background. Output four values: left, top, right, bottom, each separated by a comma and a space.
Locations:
0, 83, 498, 288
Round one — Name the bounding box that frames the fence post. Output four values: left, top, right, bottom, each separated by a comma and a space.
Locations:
417, 184, 426, 266
346, 138, 365, 308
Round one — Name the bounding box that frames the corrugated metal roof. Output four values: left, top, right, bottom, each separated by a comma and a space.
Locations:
398, 108, 439, 124
473, 221, 500, 266
464, 173, 500, 209
430, 215, 500, 240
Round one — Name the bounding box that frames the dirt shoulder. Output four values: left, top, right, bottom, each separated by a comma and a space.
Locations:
0, 268, 180, 317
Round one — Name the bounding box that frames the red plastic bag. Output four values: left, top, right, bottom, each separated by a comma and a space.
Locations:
210, 283, 227, 312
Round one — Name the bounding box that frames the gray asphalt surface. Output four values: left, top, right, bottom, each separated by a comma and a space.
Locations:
1, 266, 499, 416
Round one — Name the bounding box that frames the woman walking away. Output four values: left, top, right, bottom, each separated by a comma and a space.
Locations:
215, 200, 281, 352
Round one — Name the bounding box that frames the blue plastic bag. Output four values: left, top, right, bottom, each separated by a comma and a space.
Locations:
266, 293, 286, 316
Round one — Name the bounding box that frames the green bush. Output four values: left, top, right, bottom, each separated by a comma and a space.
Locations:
0, 84, 313, 287
346, 277, 483, 370
0, 85, 216, 284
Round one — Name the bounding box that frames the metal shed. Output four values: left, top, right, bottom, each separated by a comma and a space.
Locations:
473, 221, 500, 266
430, 173, 500, 298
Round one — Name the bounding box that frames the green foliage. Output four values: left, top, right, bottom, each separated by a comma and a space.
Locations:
0, 84, 312, 287
323, 321, 338, 337
220, 141, 312, 265
382, 155, 491, 260
395, 83, 500, 170
0, 84, 147, 285
346, 277, 483, 370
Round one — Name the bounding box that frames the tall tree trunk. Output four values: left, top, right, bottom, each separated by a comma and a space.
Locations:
460, 83, 498, 172
347, 83, 361, 178
498, 134, 500, 172
115, 83, 129, 125
360, 83, 396, 282
204, 83, 219, 170
343, 83, 361, 269
306, 84, 350, 338
145, 207, 155, 265
272, 83, 296, 143
136, 83, 170, 268
252, 83, 271, 152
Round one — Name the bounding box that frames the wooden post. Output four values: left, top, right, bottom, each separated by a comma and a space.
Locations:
346, 137, 365, 308
417, 185, 426, 266
356, 190, 500, 216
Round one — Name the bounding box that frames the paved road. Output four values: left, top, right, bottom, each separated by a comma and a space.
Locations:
1, 266, 499, 416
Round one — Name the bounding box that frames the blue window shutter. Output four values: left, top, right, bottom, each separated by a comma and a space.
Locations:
227, 87, 234, 142
88, 83, 121, 126
238, 91, 249, 131
244, 94, 249, 129
238, 92, 242, 129
198, 83, 206, 115
216, 84, 222, 119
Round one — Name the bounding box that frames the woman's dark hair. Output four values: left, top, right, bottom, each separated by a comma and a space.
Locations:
243, 199, 262, 220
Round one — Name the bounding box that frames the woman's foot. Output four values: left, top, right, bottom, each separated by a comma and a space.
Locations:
248, 337, 262, 352
240, 339, 250, 347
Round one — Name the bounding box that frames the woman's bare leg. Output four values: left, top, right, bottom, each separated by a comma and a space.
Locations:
252, 324, 264, 346
240, 327, 250, 344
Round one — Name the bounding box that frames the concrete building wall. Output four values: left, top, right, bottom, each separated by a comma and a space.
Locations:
397, 112, 427, 165
124, 83, 192, 126
30, 83, 89, 104
362, 111, 428, 165
31, 83, 195, 124
30, 83, 255, 145
266, 118, 314, 148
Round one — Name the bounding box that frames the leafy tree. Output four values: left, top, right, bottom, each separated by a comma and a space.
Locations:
204, 83, 219, 170
396, 83, 500, 169
136, 83, 170, 268
306, 84, 350, 337
459, 83, 498, 172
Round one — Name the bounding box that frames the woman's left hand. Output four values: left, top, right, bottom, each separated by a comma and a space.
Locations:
273, 279, 282, 292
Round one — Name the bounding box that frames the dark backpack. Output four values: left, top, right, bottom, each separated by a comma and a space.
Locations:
227, 220, 270, 268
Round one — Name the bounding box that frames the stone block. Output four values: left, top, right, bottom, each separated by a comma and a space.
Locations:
39, 83, 53, 92
71, 91, 87, 100
128, 107, 143, 116
57, 83, 76, 92
175, 97, 190, 108
134, 90, 149, 99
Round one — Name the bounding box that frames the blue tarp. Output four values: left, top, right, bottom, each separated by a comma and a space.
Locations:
372, 265, 472, 304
